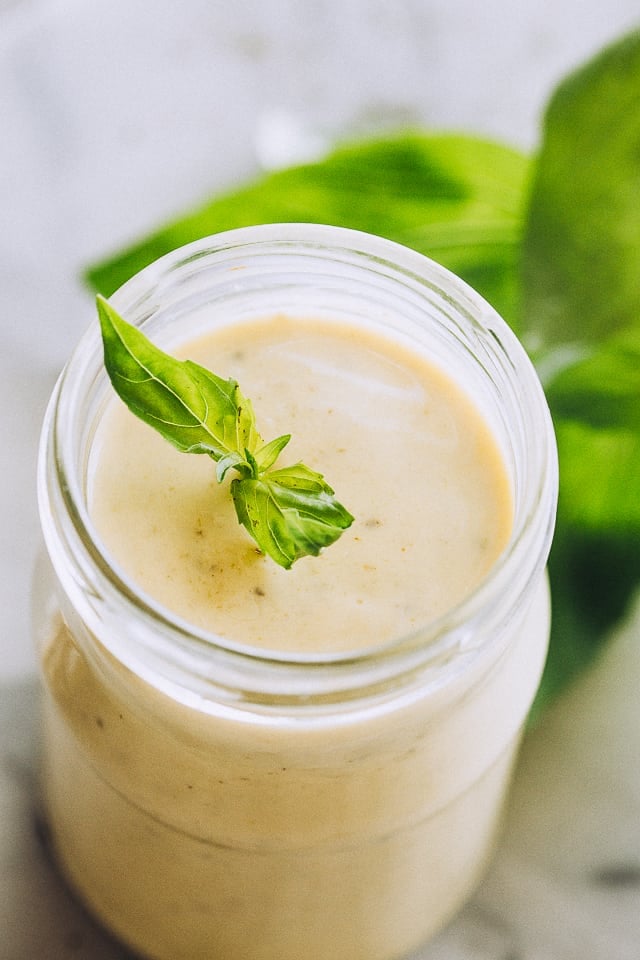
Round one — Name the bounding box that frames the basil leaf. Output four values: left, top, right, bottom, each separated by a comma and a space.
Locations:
521, 29, 640, 351
544, 328, 640, 433
254, 434, 291, 472
97, 294, 260, 467
231, 464, 354, 570
520, 30, 640, 714
87, 133, 530, 327
98, 296, 353, 567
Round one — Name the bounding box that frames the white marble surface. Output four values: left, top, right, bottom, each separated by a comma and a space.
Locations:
2, 1, 640, 957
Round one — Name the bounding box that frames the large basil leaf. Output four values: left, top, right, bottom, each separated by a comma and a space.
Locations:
521, 31, 640, 712
87, 132, 530, 326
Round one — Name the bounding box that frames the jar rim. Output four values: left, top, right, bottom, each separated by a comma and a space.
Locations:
38, 223, 558, 708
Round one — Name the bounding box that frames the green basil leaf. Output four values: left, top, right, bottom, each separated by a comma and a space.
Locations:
521, 29, 640, 352
231, 464, 354, 570
532, 525, 640, 718
520, 30, 640, 714
97, 294, 260, 466
98, 295, 353, 567
544, 328, 640, 432
254, 434, 291, 473
87, 132, 530, 327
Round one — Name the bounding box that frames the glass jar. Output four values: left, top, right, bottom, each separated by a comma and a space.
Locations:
35, 224, 557, 960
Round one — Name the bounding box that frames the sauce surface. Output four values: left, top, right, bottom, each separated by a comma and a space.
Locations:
89, 314, 513, 654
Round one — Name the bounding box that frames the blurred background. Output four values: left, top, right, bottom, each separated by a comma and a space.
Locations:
2, 1, 640, 957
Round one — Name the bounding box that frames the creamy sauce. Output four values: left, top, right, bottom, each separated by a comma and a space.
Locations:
89, 314, 513, 653
39, 312, 549, 960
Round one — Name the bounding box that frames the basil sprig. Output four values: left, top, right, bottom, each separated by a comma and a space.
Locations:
97, 295, 354, 568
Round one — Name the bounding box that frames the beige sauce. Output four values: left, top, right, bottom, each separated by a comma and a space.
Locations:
89, 314, 513, 652
40, 313, 548, 960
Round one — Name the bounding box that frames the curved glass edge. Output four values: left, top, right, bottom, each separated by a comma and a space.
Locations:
37, 224, 559, 712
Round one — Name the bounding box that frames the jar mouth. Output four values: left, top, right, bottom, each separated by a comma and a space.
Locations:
38, 224, 558, 705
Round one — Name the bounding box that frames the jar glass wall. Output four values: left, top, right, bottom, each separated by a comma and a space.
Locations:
35, 224, 558, 960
